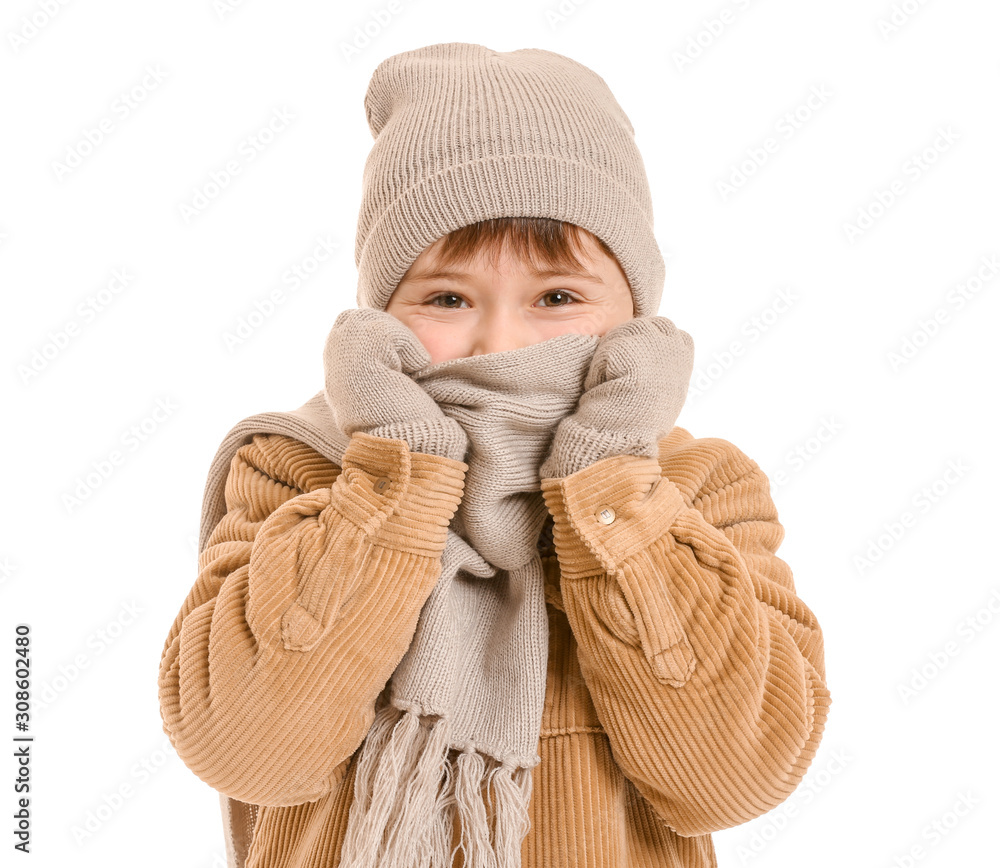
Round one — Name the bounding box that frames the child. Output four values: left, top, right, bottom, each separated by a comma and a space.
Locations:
158, 42, 830, 868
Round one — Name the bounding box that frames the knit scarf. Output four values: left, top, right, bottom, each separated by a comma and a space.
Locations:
197, 330, 601, 867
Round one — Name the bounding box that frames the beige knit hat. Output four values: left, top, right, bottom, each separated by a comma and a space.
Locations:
355, 42, 666, 318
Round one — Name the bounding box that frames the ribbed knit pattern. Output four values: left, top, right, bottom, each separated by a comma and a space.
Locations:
158, 425, 830, 867
354, 42, 666, 317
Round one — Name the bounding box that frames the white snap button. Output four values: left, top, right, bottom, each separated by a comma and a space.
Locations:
596, 506, 616, 524
374, 476, 391, 493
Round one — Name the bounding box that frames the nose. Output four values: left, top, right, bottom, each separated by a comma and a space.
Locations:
468, 310, 533, 357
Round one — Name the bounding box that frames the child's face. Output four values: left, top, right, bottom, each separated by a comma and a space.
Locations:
385, 232, 636, 364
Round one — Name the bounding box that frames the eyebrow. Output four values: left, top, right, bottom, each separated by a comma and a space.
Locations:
404, 266, 606, 285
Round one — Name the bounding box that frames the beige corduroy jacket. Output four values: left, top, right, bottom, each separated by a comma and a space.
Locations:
158, 425, 830, 868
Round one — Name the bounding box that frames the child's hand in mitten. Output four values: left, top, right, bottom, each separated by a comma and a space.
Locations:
323, 308, 469, 462
538, 316, 694, 480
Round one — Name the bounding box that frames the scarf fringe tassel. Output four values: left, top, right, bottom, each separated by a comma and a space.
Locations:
339, 701, 534, 868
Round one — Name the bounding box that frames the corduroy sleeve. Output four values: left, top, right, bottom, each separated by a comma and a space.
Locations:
539, 434, 830, 837
157, 431, 467, 808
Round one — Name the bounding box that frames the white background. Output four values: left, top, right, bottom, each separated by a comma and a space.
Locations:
3, 0, 999, 865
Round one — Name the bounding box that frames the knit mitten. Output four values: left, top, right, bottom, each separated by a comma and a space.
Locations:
324, 308, 469, 462
538, 316, 694, 480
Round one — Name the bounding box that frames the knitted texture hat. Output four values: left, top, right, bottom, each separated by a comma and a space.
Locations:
354, 41, 665, 317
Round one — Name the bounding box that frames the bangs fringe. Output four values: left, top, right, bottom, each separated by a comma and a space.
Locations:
430, 217, 620, 278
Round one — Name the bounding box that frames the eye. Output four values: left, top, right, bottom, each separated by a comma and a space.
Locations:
538, 290, 579, 307
422, 290, 580, 309
425, 293, 469, 309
